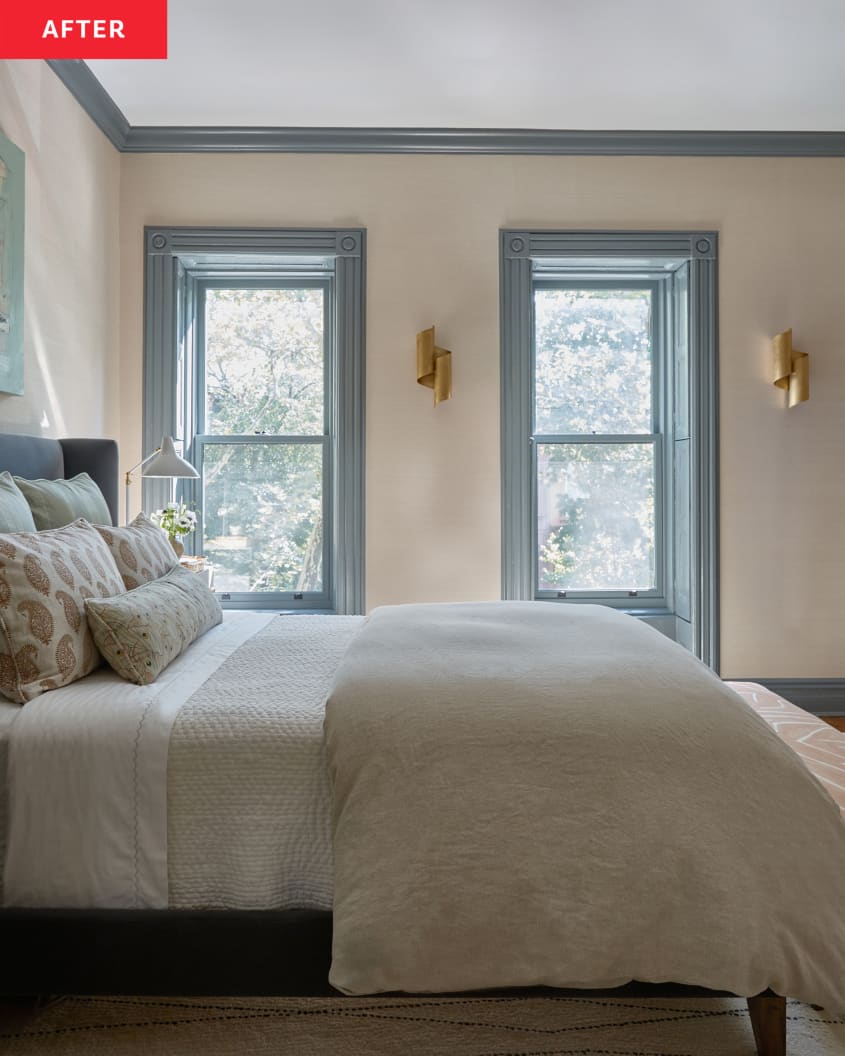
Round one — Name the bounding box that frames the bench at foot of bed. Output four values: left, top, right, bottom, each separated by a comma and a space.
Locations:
748, 992, 786, 1056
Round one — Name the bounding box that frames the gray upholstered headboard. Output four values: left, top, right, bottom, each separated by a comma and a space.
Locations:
0, 434, 119, 526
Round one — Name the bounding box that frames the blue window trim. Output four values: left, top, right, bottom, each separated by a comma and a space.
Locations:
500, 230, 719, 668
143, 226, 366, 615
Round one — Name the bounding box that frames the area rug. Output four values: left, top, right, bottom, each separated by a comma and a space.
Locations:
1, 995, 844, 1056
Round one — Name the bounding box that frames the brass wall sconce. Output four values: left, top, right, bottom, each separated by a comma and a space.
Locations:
772, 328, 809, 407
416, 326, 452, 406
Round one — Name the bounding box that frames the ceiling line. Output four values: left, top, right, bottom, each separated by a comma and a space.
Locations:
47, 61, 845, 157
47, 60, 129, 150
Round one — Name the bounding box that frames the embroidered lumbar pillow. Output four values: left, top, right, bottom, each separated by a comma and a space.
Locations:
95, 512, 178, 591
0, 519, 126, 703
85, 564, 222, 685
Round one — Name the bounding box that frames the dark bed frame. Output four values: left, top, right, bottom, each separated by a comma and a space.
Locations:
0, 434, 786, 1056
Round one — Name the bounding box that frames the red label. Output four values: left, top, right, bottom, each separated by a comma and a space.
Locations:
2, 1, 167, 58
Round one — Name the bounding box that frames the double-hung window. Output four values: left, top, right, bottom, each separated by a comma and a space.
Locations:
143, 227, 365, 614
501, 230, 718, 666
534, 281, 662, 602
195, 280, 331, 606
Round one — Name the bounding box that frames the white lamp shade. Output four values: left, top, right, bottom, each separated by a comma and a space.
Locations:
142, 436, 199, 479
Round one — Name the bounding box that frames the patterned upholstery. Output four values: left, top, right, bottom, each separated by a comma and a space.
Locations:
0, 519, 125, 702
728, 681, 845, 816
96, 513, 178, 591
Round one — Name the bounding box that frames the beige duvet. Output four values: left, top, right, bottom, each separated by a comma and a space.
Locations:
324, 602, 845, 1005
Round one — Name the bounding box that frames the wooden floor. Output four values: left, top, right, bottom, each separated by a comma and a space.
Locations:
824, 716, 845, 732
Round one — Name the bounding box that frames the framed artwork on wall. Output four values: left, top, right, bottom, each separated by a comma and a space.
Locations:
0, 130, 24, 396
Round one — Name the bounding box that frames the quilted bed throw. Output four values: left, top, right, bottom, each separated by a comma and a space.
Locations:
324, 602, 845, 1007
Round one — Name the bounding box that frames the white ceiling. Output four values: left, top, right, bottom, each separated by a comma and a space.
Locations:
87, 0, 845, 130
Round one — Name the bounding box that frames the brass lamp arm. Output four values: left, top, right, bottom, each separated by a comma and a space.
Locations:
123, 437, 197, 526
123, 448, 161, 525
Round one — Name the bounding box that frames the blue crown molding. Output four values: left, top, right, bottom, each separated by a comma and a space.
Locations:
47, 60, 845, 157
46, 60, 130, 150
124, 126, 845, 156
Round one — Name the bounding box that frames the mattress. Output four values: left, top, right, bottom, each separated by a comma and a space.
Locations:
1, 607, 842, 911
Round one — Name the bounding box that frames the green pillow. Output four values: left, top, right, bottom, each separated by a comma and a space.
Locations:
14, 472, 111, 530
0, 471, 37, 532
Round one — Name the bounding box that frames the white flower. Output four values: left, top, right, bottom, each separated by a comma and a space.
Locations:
151, 501, 196, 538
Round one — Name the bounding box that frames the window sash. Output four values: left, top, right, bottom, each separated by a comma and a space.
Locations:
195, 277, 333, 438
530, 279, 666, 604
191, 434, 332, 610
186, 277, 335, 610
532, 278, 661, 437
532, 435, 663, 600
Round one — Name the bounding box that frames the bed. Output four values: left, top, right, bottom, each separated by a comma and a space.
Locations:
0, 434, 843, 1056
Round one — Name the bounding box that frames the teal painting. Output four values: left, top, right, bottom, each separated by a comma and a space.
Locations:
0, 131, 24, 396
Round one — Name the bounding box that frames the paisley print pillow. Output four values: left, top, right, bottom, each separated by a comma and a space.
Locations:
0, 519, 126, 703
96, 512, 178, 590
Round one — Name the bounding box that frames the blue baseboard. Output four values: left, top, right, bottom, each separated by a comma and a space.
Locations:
728, 678, 845, 717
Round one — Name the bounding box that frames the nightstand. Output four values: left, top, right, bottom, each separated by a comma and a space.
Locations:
179, 557, 214, 589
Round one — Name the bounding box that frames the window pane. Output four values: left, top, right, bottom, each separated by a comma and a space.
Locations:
534, 289, 652, 435
202, 442, 323, 594
537, 443, 655, 591
204, 288, 324, 435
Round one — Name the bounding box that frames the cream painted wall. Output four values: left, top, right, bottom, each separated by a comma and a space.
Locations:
0, 61, 120, 439
118, 153, 845, 678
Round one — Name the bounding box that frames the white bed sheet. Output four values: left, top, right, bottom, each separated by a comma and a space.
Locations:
2, 612, 364, 911
3, 613, 273, 908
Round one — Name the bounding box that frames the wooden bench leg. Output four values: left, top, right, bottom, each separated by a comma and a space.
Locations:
747, 992, 786, 1056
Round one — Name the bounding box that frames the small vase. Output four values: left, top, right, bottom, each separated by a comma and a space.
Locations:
170, 536, 184, 558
